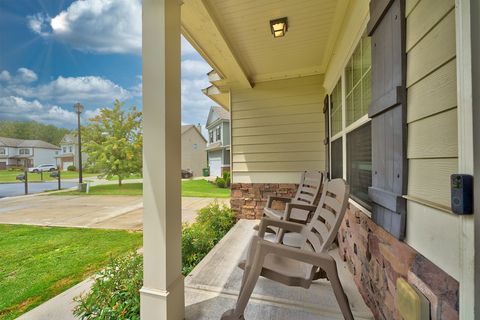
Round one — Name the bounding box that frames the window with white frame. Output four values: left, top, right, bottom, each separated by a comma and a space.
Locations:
329, 34, 372, 209
69, 146, 73, 153
19, 148, 30, 155
215, 126, 221, 141
0, 148, 5, 155
209, 131, 214, 143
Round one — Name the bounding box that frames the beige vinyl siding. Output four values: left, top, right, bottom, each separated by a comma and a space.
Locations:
406, 0, 456, 208
231, 75, 324, 183
404, 0, 460, 280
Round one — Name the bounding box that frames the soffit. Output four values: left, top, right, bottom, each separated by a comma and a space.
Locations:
182, 0, 349, 85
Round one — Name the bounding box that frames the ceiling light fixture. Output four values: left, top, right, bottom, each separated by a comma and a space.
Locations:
270, 17, 288, 38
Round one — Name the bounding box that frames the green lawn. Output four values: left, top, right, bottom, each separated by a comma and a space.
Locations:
0, 225, 142, 320
0, 171, 98, 183
54, 179, 230, 198
58, 183, 143, 196
181, 179, 230, 198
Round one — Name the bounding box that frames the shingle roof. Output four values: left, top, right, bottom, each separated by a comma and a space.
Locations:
211, 106, 229, 120
182, 125, 207, 142
61, 134, 77, 144
0, 136, 60, 149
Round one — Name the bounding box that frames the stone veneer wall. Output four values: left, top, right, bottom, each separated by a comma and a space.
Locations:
231, 183, 459, 319
230, 183, 298, 219
339, 204, 459, 320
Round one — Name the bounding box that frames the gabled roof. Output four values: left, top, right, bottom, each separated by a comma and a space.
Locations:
181, 125, 207, 142
206, 106, 230, 128
0, 136, 60, 149
60, 134, 77, 144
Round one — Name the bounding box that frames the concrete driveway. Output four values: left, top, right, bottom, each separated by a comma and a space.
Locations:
0, 181, 77, 198
0, 195, 229, 230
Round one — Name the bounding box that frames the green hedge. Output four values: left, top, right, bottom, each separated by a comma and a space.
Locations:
74, 202, 235, 320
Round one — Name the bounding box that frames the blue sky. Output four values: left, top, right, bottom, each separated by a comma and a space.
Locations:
0, 0, 214, 130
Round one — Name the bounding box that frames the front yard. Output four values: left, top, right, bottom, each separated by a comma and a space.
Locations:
0, 170, 98, 183
55, 179, 230, 198
0, 225, 142, 320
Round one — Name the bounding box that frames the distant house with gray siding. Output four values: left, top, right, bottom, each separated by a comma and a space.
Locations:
0, 137, 60, 169
205, 106, 230, 177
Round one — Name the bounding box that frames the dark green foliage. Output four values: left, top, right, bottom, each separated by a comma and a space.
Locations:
215, 171, 231, 188
74, 253, 142, 320
182, 201, 235, 275
0, 120, 70, 145
67, 165, 77, 171
73, 203, 235, 319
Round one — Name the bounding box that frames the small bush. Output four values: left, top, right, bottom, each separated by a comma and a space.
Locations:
222, 171, 231, 187
182, 201, 235, 275
215, 177, 226, 188
74, 252, 142, 320
67, 165, 77, 171
74, 202, 236, 318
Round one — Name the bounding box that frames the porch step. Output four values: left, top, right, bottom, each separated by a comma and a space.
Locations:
185, 220, 374, 320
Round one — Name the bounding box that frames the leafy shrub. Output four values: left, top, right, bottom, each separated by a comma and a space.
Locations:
74, 203, 236, 318
215, 177, 226, 188
182, 201, 235, 275
74, 252, 142, 320
222, 171, 231, 187
67, 165, 77, 171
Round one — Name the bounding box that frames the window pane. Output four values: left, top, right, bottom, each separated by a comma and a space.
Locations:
353, 85, 362, 124
331, 138, 343, 179
352, 43, 362, 86
362, 69, 372, 116
346, 93, 353, 126
331, 79, 342, 136
347, 122, 372, 207
346, 60, 353, 94
362, 36, 371, 76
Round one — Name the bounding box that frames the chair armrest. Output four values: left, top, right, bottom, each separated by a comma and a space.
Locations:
283, 203, 317, 221
258, 217, 304, 238
256, 237, 336, 272
266, 196, 292, 208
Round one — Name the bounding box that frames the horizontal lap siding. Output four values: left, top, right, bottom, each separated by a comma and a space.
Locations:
231, 75, 324, 183
404, 0, 460, 279
406, 0, 457, 208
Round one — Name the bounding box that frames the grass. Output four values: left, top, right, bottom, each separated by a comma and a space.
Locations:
0, 171, 98, 183
53, 179, 230, 198
0, 224, 142, 320
181, 179, 230, 198
58, 183, 143, 196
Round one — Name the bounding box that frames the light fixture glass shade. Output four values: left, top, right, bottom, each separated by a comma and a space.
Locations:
74, 103, 84, 114
270, 17, 288, 38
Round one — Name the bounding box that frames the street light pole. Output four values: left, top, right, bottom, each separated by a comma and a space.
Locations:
74, 103, 84, 185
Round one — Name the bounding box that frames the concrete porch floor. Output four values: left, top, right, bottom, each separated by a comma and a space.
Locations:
185, 220, 374, 320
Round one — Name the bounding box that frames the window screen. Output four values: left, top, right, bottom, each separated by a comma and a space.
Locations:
347, 122, 372, 207
331, 138, 343, 179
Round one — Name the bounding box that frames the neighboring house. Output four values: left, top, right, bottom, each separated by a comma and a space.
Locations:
205, 106, 230, 177
0, 137, 60, 170
56, 134, 88, 171
181, 124, 207, 177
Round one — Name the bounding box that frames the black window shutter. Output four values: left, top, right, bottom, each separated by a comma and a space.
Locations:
323, 95, 330, 179
367, 0, 407, 240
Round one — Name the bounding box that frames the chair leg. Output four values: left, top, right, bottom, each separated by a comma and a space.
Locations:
326, 268, 354, 320
221, 239, 264, 320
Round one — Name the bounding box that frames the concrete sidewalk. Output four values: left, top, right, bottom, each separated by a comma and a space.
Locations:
19, 220, 373, 320
0, 195, 229, 229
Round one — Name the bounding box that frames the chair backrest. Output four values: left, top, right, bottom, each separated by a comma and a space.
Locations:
300, 178, 350, 279
289, 171, 324, 220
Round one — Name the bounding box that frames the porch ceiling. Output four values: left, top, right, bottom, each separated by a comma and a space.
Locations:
181, 0, 350, 86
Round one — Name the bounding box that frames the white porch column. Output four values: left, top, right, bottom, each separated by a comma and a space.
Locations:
141, 0, 184, 319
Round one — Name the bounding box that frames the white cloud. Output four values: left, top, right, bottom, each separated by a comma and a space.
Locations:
28, 0, 142, 54
0, 71, 11, 82
16, 68, 38, 83
182, 59, 211, 79
1, 72, 130, 105
0, 96, 77, 126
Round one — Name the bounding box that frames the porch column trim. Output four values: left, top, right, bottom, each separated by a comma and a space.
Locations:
141, 0, 184, 319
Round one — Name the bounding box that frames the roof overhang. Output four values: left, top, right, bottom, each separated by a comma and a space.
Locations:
202, 85, 230, 110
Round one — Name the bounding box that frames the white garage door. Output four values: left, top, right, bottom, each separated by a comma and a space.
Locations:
209, 157, 222, 177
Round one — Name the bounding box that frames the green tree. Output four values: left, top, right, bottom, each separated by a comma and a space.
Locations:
83, 100, 142, 186
0, 120, 70, 145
